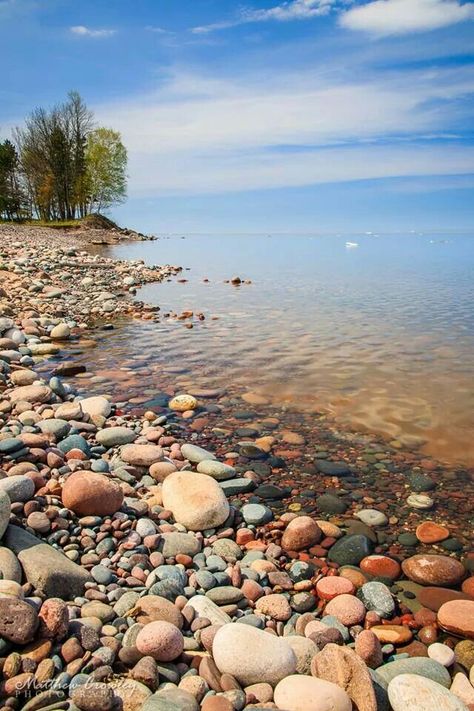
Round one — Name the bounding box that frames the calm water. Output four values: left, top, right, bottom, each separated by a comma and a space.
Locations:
100, 233, 473, 466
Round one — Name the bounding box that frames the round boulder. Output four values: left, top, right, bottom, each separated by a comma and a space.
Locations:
62, 471, 123, 517
281, 516, 322, 551
162, 471, 229, 531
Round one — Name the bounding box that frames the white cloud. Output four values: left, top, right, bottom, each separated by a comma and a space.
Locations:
340, 0, 474, 35
70, 25, 116, 38
192, 0, 335, 33
94, 66, 474, 196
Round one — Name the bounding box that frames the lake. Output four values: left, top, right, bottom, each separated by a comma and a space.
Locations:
92, 232, 473, 467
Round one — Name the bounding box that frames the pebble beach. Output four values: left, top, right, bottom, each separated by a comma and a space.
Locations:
0, 224, 473, 711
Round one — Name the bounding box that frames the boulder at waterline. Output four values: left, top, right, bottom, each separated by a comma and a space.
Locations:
438, 600, 474, 639
274, 675, 352, 711
212, 622, 296, 686
388, 673, 468, 711
4, 525, 92, 598
61, 470, 123, 516
402, 555, 466, 587
162, 470, 229, 531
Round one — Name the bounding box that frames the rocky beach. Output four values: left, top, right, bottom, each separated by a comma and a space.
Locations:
0, 224, 473, 711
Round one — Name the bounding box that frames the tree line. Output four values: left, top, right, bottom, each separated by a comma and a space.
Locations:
0, 91, 127, 222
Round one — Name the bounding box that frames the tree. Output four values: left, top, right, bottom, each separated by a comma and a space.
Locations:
85, 128, 127, 214
0, 139, 24, 220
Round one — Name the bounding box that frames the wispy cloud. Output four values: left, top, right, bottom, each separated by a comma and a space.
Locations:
95, 65, 474, 196
70, 25, 116, 38
192, 0, 336, 34
145, 25, 172, 34
340, 0, 474, 35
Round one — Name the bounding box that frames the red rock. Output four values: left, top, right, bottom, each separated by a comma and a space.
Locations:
418, 587, 474, 612
281, 516, 322, 551
414, 607, 437, 626
316, 576, 355, 600
38, 598, 69, 639
355, 629, 383, 668
437, 600, 474, 639
401, 555, 466, 587
360, 555, 401, 580
418, 625, 438, 644
398, 640, 429, 657
371, 625, 412, 644
62, 470, 123, 516
415, 522, 450, 544
462, 578, 474, 597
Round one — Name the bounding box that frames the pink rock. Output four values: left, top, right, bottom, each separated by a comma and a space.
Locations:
255, 593, 292, 621
281, 516, 322, 551
438, 600, 474, 639
355, 630, 383, 668
324, 594, 366, 626
61, 471, 123, 516
316, 577, 355, 601
136, 621, 184, 661
401, 555, 466, 587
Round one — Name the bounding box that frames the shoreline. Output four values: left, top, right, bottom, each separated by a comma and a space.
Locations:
0, 224, 473, 711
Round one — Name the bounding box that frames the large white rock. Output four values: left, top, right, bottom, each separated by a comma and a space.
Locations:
162, 471, 229, 531
274, 675, 352, 711
388, 674, 468, 711
212, 623, 296, 686
78, 396, 112, 419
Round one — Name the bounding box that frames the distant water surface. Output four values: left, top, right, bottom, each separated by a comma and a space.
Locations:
103, 233, 474, 466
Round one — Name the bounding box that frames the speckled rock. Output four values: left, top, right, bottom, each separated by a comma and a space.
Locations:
402, 555, 466, 587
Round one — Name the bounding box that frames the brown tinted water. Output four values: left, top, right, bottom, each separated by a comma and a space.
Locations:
53, 233, 474, 466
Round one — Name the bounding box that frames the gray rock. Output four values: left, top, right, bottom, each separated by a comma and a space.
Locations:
241, 503, 273, 525
212, 538, 242, 561
355, 509, 388, 526
141, 688, 199, 711
160, 532, 201, 558
375, 657, 451, 688
220, 478, 256, 495
359, 582, 395, 618
316, 460, 351, 476
4, 525, 92, 598
196, 460, 236, 480
113, 591, 140, 618
207, 586, 243, 605
0, 546, 22, 582
184, 595, 231, 625
327, 534, 374, 566
96, 426, 137, 447
0, 475, 35, 503
180, 443, 216, 463
37, 419, 71, 439
0, 490, 11, 538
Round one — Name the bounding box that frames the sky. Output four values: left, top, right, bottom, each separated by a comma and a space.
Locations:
1, 0, 474, 233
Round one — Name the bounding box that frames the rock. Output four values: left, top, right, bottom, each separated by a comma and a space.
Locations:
197, 460, 236, 481
328, 535, 374, 566
71, 682, 114, 711
360, 555, 401, 581
38, 598, 69, 639
359, 582, 395, 618
62, 470, 123, 516
132, 596, 183, 628
184, 595, 231, 626
241, 503, 273, 525
0, 598, 38, 643
416, 522, 450, 544
285, 636, 319, 674
160, 532, 201, 558
212, 623, 296, 686
450, 673, 474, 710
136, 621, 184, 661
50, 323, 70, 339
316, 576, 355, 600
428, 643, 456, 666
438, 600, 474, 639
0, 475, 35, 503
317, 493, 348, 514
79, 396, 112, 418
108, 679, 152, 711
407, 494, 434, 510
162, 471, 229, 531
316, 460, 351, 476
220, 478, 255, 495
255, 593, 292, 620
355, 630, 383, 668
281, 516, 322, 551
274, 675, 352, 711
4, 525, 92, 598
311, 643, 377, 711
0, 546, 22, 582
181, 443, 216, 463
169, 394, 198, 411
371, 625, 413, 644
96, 426, 137, 447
121, 444, 164, 467
58, 434, 90, 455
324, 594, 366, 625
0, 489, 11, 538
9, 384, 52, 404
418, 587, 474, 612
402, 555, 466, 587
207, 586, 243, 605
141, 688, 199, 711
375, 657, 452, 688
355, 509, 388, 527
455, 640, 474, 670
388, 674, 467, 711
407, 472, 436, 492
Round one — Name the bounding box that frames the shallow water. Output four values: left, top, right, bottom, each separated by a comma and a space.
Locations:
92, 233, 473, 466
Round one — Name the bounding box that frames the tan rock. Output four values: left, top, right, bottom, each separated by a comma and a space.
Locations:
310, 643, 377, 711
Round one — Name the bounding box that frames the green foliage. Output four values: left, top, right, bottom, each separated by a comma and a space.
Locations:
85, 128, 127, 213
1, 91, 128, 222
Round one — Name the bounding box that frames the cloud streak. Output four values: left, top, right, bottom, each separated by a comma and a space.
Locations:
340, 0, 474, 35
192, 0, 335, 33
70, 25, 116, 38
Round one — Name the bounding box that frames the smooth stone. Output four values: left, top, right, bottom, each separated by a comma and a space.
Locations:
428, 643, 456, 667
0, 597, 38, 643
438, 600, 474, 639
58, 434, 91, 456
359, 582, 395, 618
311, 643, 377, 711
0, 546, 22, 582
197, 460, 236, 481
316, 460, 351, 476
419, 588, 474, 613
9, 384, 52, 404
181, 443, 216, 463
121, 444, 164, 467
184, 596, 231, 626
375, 657, 452, 688
388, 674, 467, 711
136, 621, 184, 661
212, 623, 297, 686
162, 471, 229, 531
285, 636, 319, 675
4, 525, 92, 598
79, 396, 112, 418
160, 532, 201, 558
355, 509, 388, 527
402, 555, 466, 587
274, 675, 352, 711
108, 678, 152, 711
0, 475, 35, 503
62, 471, 123, 516
141, 688, 199, 711
169, 394, 198, 412
0, 489, 11, 538
407, 494, 434, 510
96, 426, 137, 447
416, 522, 450, 544
241, 503, 273, 525
450, 673, 474, 710
281, 516, 322, 551
328, 535, 374, 566
219, 478, 255, 495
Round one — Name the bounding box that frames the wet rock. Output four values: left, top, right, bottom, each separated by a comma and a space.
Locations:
402, 555, 466, 587
328, 535, 374, 566
281, 516, 322, 551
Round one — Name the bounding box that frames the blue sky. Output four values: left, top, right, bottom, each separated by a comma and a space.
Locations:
1, 0, 474, 232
